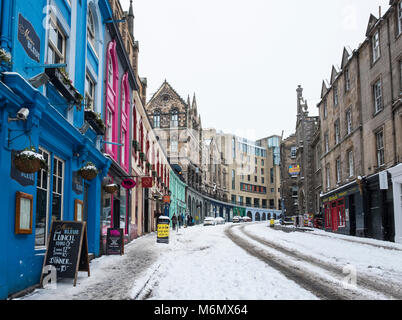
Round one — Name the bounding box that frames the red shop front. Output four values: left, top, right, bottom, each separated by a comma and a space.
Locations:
324, 198, 346, 232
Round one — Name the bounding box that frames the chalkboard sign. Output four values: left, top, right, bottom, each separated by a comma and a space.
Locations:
106, 228, 124, 255
40, 221, 90, 287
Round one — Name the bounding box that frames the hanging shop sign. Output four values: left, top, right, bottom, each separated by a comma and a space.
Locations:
10, 150, 35, 186
18, 14, 40, 63
122, 178, 136, 190
106, 228, 124, 255
163, 195, 171, 203
40, 221, 90, 287
379, 171, 389, 190
72, 171, 83, 195
142, 177, 154, 188
289, 165, 301, 176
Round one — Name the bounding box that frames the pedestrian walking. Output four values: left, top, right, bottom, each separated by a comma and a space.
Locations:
172, 214, 177, 231
178, 214, 183, 228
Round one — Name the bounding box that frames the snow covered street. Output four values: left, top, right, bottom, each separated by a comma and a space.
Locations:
18, 222, 402, 300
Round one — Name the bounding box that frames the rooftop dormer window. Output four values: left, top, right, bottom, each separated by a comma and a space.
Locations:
372, 31, 380, 63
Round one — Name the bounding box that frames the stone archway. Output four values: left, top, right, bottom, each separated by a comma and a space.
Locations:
255, 212, 261, 221
262, 212, 266, 221
268, 213, 271, 220
247, 211, 252, 220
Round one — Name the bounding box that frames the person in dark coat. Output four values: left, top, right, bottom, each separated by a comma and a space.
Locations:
178, 214, 183, 228
172, 215, 177, 230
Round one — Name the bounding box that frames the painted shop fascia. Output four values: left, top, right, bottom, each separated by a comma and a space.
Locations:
0, 0, 112, 299
169, 169, 187, 223
321, 169, 395, 242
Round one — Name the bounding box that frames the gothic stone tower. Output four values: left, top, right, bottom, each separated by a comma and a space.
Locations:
145, 81, 203, 189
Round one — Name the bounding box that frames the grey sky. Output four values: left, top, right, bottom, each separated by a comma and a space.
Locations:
121, 0, 390, 141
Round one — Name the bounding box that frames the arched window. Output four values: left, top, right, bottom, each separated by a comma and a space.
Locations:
87, 10, 96, 50
171, 110, 178, 127
108, 58, 113, 86
153, 111, 161, 128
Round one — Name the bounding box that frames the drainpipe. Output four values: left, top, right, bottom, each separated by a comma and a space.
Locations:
386, 12, 397, 166
0, 0, 12, 52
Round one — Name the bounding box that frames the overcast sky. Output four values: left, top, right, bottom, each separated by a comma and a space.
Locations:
121, 0, 390, 141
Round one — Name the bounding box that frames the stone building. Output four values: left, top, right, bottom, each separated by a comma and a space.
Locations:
318, 47, 365, 237
280, 134, 299, 217
145, 81, 203, 192
317, 1, 402, 242
295, 86, 320, 222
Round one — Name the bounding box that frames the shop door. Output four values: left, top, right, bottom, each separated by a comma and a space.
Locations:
113, 198, 120, 229
331, 201, 338, 232
349, 195, 356, 236
144, 189, 149, 233
83, 183, 89, 222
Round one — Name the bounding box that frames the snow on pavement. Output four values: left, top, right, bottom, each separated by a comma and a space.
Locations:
20, 223, 317, 300
244, 223, 402, 287
19, 222, 402, 301
130, 224, 318, 300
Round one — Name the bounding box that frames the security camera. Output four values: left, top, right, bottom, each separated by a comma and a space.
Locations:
17, 108, 30, 121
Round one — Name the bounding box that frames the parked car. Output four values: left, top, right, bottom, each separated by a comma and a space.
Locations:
204, 217, 217, 226
232, 216, 241, 223
281, 217, 294, 226
215, 217, 226, 225
242, 216, 252, 223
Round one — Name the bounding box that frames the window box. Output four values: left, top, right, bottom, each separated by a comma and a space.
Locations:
84, 109, 106, 135
45, 67, 83, 107
132, 140, 140, 152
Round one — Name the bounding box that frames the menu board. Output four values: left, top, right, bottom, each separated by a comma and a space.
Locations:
40, 221, 90, 287
106, 228, 124, 255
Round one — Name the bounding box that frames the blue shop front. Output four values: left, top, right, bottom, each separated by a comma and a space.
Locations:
0, 0, 112, 299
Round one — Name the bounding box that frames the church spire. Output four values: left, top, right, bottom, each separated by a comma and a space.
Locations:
127, 0, 135, 39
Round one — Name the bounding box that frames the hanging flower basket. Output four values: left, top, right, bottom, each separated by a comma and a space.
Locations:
103, 184, 119, 194
78, 162, 99, 181
139, 152, 146, 161
132, 140, 140, 152
14, 148, 47, 174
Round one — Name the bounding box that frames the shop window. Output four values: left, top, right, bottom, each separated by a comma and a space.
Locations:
338, 199, 346, 228
52, 157, 65, 222
35, 148, 50, 248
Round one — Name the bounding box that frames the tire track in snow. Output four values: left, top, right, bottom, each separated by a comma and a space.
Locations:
225, 225, 374, 300
240, 225, 402, 300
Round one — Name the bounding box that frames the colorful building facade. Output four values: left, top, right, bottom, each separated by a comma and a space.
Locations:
0, 0, 113, 298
